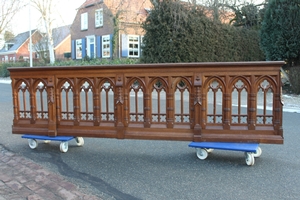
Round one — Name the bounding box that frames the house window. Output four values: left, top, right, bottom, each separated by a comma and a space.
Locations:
81, 12, 88, 30
102, 35, 110, 58
128, 35, 140, 58
76, 39, 82, 59
86, 35, 96, 58
95, 9, 103, 27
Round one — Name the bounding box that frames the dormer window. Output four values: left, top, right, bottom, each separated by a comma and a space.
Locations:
95, 8, 103, 28
5, 43, 14, 50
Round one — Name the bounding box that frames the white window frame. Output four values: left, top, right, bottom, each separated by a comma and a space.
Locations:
102, 35, 110, 58
128, 35, 140, 58
86, 35, 96, 58
95, 8, 103, 28
81, 12, 88, 30
76, 39, 82, 59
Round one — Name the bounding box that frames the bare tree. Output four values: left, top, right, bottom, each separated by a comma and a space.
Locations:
0, 0, 24, 35
30, 0, 57, 64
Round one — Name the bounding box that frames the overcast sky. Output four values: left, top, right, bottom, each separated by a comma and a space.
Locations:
12, 0, 84, 34
11, 0, 265, 35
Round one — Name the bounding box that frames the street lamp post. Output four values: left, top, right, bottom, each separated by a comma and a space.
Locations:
28, 0, 33, 67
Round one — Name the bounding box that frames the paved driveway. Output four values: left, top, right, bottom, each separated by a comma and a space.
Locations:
0, 82, 300, 200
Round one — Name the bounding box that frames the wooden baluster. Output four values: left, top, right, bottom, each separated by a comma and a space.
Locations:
190, 92, 195, 129
201, 83, 207, 129
73, 78, 80, 126
167, 76, 174, 128
30, 79, 36, 124
193, 74, 202, 140
248, 75, 256, 130
223, 76, 230, 130
12, 79, 19, 125
93, 78, 100, 126
115, 75, 124, 139
123, 92, 129, 127
223, 93, 231, 130
47, 76, 57, 136
55, 81, 61, 125
274, 73, 283, 135
144, 76, 151, 128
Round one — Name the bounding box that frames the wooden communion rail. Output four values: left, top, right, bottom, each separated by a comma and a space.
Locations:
8, 61, 284, 144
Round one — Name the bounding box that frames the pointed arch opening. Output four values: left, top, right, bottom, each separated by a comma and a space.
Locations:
207, 78, 223, 124
129, 79, 144, 123
174, 79, 190, 123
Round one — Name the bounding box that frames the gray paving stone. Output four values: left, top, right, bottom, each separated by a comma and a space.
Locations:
0, 145, 103, 200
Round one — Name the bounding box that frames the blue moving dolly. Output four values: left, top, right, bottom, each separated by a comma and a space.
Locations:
21, 135, 84, 153
189, 142, 262, 166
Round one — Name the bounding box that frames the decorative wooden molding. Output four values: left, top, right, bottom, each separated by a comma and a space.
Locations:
8, 62, 284, 144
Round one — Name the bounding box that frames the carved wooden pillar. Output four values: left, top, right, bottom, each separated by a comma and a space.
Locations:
223, 76, 230, 130
201, 87, 207, 129
193, 74, 202, 140
274, 73, 283, 135
190, 92, 195, 129
248, 75, 256, 130
167, 76, 174, 128
12, 79, 19, 125
123, 92, 129, 127
115, 75, 124, 139
73, 78, 80, 126
93, 78, 100, 126
223, 92, 231, 130
144, 76, 151, 128
30, 79, 37, 124
55, 80, 61, 125
47, 76, 57, 136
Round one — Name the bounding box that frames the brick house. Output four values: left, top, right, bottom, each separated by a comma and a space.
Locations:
70, 0, 152, 60
0, 30, 42, 62
35, 25, 71, 61
0, 25, 71, 63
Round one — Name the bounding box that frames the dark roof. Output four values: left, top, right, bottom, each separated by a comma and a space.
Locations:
52, 25, 71, 47
79, 0, 103, 9
0, 29, 37, 52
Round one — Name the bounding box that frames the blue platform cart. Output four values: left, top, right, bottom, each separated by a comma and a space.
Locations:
21, 135, 84, 153
189, 142, 262, 166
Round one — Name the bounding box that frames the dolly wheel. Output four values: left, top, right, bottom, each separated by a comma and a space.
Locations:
28, 139, 38, 149
196, 148, 208, 160
60, 142, 69, 153
253, 147, 262, 158
245, 153, 255, 166
75, 137, 84, 146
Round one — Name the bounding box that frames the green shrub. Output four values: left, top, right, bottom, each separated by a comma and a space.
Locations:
0, 62, 29, 77
141, 0, 265, 63
52, 58, 139, 66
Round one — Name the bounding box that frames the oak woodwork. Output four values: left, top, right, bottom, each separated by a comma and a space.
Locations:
8, 61, 285, 144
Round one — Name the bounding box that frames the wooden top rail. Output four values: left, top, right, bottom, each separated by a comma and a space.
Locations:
8, 61, 284, 144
